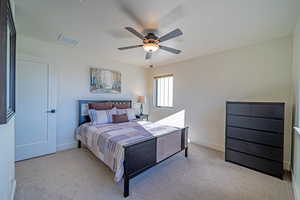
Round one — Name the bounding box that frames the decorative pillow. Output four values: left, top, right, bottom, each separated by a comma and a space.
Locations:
112, 114, 129, 123
89, 107, 116, 125
88, 102, 113, 110
106, 107, 117, 122
88, 110, 108, 124
113, 103, 130, 109
116, 108, 136, 120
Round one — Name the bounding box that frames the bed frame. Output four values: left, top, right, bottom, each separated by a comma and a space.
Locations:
77, 100, 188, 197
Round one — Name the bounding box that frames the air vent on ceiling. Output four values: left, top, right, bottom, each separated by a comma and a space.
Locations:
57, 33, 79, 46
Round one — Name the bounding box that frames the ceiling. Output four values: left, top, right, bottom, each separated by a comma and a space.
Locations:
15, 0, 300, 67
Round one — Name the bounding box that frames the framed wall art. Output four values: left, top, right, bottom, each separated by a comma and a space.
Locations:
90, 67, 121, 94
0, 0, 16, 124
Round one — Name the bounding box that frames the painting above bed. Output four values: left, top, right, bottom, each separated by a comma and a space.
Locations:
90, 67, 121, 94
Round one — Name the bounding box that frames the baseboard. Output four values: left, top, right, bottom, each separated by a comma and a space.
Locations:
192, 141, 224, 152
284, 161, 290, 171
56, 142, 77, 152
10, 179, 16, 200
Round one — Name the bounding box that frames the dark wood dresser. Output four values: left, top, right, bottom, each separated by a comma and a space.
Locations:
225, 101, 284, 178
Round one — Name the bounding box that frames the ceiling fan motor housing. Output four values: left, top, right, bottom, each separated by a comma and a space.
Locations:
143, 33, 159, 44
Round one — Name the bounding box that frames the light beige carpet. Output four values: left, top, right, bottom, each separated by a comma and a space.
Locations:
15, 144, 294, 200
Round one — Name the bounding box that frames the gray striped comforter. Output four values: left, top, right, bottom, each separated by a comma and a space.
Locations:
75, 121, 180, 182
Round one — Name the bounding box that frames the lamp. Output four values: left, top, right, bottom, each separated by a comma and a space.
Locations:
137, 96, 145, 115
143, 43, 159, 52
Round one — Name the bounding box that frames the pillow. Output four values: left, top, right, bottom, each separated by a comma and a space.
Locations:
112, 114, 129, 123
88, 102, 113, 110
89, 107, 116, 125
126, 109, 136, 120
113, 103, 130, 109
106, 107, 117, 122
116, 108, 136, 120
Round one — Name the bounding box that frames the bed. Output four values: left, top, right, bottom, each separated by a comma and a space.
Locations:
76, 100, 188, 197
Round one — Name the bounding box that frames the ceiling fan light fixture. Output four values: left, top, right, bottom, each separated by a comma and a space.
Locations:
143, 43, 159, 52
118, 27, 183, 59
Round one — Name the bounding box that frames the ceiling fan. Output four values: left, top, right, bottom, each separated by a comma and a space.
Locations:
118, 27, 183, 60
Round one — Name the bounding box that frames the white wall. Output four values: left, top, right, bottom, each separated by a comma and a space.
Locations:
0, 118, 16, 200
0, 0, 16, 199
148, 37, 293, 170
292, 15, 300, 200
17, 35, 148, 151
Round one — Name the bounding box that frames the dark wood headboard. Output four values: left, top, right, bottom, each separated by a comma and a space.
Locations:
78, 100, 132, 125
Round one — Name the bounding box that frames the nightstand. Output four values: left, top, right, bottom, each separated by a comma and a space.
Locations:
136, 114, 149, 121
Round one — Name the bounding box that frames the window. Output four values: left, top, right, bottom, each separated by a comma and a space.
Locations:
155, 75, 173, 108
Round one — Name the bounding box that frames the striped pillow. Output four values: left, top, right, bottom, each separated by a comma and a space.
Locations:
112, 114, 129, 123
89, 107, 117, 125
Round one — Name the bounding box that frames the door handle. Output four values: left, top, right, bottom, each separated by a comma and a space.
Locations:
47, 109, 56, 113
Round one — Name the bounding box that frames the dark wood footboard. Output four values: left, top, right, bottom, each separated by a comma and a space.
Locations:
123, 127, 188, 197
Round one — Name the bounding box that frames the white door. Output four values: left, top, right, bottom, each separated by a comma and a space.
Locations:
16, 59, 56, 161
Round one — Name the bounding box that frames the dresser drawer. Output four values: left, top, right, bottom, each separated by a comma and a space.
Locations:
227, 127, 283, 147
226, 138, 283, 162
227, 115, 284, 133
226, 150, 283, 178
250, 103, 284, 119
227, 103, 251, 116
227, 102, 284, 119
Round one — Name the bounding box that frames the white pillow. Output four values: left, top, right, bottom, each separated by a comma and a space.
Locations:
116, 108, 136, 120
107, 107, 117, 122
89, 107, 116, 125
127, 109, 136, 120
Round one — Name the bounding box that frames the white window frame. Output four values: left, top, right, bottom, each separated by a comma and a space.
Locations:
154, 74, 173, 108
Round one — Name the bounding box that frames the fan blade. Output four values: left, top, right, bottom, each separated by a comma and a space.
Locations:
160, 45, 181, 54
159, 28, 183, 43
118, 45, 143, 50
125, 27, 144, 40
118, 1, 145, 29
145, 52, 152, 60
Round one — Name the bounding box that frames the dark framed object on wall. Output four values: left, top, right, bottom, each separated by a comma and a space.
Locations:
0, 0, 16, 124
